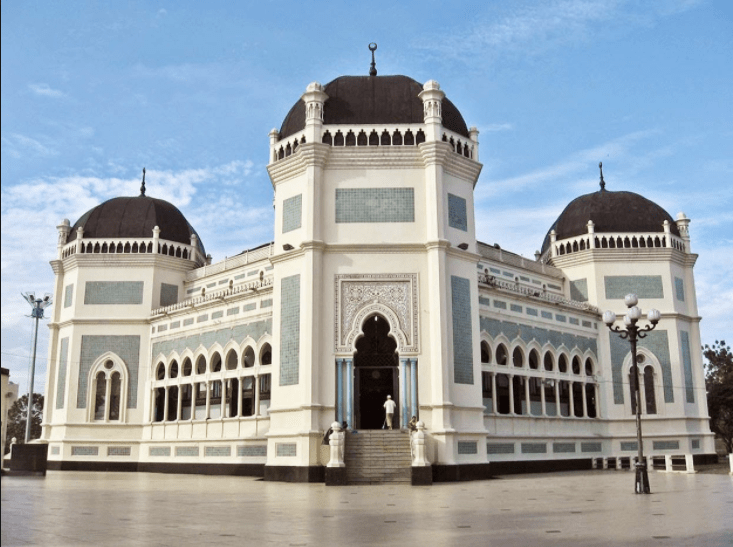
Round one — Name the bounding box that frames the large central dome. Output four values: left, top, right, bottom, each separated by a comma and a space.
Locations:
279, 75, 469, 139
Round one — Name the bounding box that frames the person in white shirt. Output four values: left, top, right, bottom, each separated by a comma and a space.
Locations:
383, 395, 397, 429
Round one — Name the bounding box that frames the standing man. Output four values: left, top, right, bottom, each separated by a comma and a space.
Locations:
383, 395, 397, 429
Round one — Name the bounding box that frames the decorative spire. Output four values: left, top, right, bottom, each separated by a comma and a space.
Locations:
369, 43, 377, 76
140, 167, 146, 196
599, 162, 606, 191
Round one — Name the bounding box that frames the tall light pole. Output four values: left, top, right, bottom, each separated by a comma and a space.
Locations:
21, 293, 53, 443
603, 294, 661, 494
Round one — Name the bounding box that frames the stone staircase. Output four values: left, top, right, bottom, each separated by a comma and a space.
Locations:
344, 429, 412, 485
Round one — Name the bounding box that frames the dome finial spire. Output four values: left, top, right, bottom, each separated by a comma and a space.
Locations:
599, 162, 606, 191
368, 43, 378, 76
140, 167, 146, 196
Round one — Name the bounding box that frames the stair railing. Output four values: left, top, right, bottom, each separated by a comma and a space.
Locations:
411, 421, 430, 466
327, 421, 345, 468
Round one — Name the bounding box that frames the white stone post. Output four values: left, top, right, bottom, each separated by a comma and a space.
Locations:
468, 126, 480, 161
665, 454, 673, 472
75, 226, 84, 254
676, 212, 691, 253
57, 219, 71, 259
153, 225, 160, 254
301, 82, 328, 144
587, 220, 596, 249
663, 219, 671, 247
491, 373, 498, 415
327, 422, 345, 468
412, 421, 429, 466
418, 80, 445, 142
508, 374, 515, 415
550, 230, 557, 258
685, 454, 695, 474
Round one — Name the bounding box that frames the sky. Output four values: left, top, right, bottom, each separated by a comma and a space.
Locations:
2, 0, 731, 398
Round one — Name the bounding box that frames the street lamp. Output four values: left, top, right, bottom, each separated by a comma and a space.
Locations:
603, 293, 661, 494
21, 292, 53, 443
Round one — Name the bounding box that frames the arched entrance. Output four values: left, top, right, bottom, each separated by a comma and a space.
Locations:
354, 314, 399, 429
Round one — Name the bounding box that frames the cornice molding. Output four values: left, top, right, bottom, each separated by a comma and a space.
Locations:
267, 143, 330, 185
549, 249, 698, 268
61, 253, 198, 272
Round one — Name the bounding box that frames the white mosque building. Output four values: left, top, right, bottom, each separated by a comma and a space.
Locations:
40, 56, 715, 483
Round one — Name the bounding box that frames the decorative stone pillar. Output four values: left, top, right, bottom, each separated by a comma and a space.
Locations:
540, 379, 547, 416
205, 381, 211, 420
336, 359, 344, 425
524, 376, 530, 416
254, 375, 261, 417
410, 359, 418, 420
468, 126, 480, 161
676, 212, 691, 253
663, 219, 671, 247
162, 386, 169, 423
400, 358, 408, 428
508, 374, 515, 415
75, 226, 84, 254
327, 422, 345, 468
587, 220, 596, 249
418, 80, 445, 141
57, 219, 71, 259
491, 373, 498, 415
345, 358, 354, 428
412, 421, 429, 466
569, 381, 575, 417
269, 128, 280, 164
301, 81, 328, 144
152, 225, 160, 254
582, 381, 588, 418
550, 230, 557, 258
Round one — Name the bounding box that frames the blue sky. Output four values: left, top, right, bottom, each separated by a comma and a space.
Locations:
2, 0, 731, 396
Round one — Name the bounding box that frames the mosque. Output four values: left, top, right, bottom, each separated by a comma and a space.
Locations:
41, 51, 715, 482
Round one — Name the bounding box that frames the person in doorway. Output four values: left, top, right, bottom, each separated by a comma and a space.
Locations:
383, 395, 397, 429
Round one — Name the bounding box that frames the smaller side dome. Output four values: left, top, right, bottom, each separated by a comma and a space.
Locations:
541, 189, 680, 254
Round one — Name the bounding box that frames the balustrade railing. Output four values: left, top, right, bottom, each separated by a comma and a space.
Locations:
478, 273, 599, 313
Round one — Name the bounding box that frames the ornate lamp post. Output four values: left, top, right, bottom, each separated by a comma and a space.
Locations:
21, 293, 53, 443
603, 294, 661, 494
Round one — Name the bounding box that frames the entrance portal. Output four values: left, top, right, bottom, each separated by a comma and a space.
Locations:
354, 315, 399, 429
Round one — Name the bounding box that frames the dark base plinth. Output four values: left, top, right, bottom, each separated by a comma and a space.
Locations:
325, 466, 347, 486
693, 453, 719, 465
489, 458, 592, 475
432, 463, 492, 482
47, 460, 264, 476
411, 466, 433, 485
264, 465, 325, 483
9, 444, 48, 476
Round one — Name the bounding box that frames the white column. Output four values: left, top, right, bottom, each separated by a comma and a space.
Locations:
582, 381, 588, 418
508, 374, 515, 415
400, 358, 408, 429
491, 373, 498, 415
163, 386, 170, 422
336, 359, 344, 424
205, 381, 211, 419
104, 375, 113, 422
540, 379, 547, 416
410, 359, 418, 420
523, 376, 530, 416
554, 381, 560, 416
254, 375, 261, 417
176, 385, 183, 421
345, 358, 354, 428
569, 381, 575, 417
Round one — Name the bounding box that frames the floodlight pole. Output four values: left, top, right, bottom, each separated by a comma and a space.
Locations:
22, 294, 52, 444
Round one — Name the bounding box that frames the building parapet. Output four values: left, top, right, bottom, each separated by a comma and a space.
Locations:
185, 243, 274, 282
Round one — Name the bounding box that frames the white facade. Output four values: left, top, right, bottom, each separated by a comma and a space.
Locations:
41, 75, 714, 480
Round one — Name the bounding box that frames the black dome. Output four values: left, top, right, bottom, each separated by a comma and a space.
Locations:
541, 189, 679, 254
279, 75, 469, 139
69, 195, 205, 255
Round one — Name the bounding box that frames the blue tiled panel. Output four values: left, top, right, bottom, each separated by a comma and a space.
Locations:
158, 325, 168, 332
680, 331, 695, 403
56, 337, 69, 409
64, 284, 74, 308
581, 442, 602, 453
108, 446, 131, 456
447, 193, 468, 231
243, 303, 256, 311
502, 271, 513, 278
653, 440, 679, 451
541, 311, 553, 319
493, 300, 507, 310
248, 270, 259, 277
197, 314, 208, 323
555, 314, 566, 323
151, 319, 272, 358
265, 266, 274, 271
621, 441, 638, 451
479, 317, 598, 355
280, 275, 300, 386
160, 283, 178, 307
457, 441, 477, 454
609, 329, 673, 404
234, 273, 246, 280
227, 307, 239, 316
604, 275, 664, 299
569, 317, 579, 325
219, 279, 229, 285
489, 268, 501, 274
510, 304, 522, 313
183, 318, 194, 326
261, 299, 273, 308
521, 443, 547, 454
176, 446, 199, 457
78, 335, 140, 409
487, 443, 515, 454
553, 442, 576, 453
50, 446, 60, 455
547, 283, 562, 291
211, 311, 224, 319
691, 439, 700, 449
335, 188, 415, 223
150, 447, 171, 457
478, 296, 491, 306
582, 320, 592, 328
526, 308, 538, 316
238, 445, 267, 457
276, 443, 297, 457
205, 446, 232, 457
170, 321, 180, 330
84, 281, 144, 305
451, 276, 474, 385
282, 194, 302, 233
519, 276, 530, 282
206, 282, 216, 288
569, 279, 588, 302
71, 446, 99, 456
675, 277, 685, 302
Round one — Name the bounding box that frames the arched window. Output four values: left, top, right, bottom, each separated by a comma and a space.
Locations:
644, 365, 657, 414
226, 349, 238, 370
156, 362, 165, 380
167, 386, 179, 421
260, 343, 272, 366
480, 341, 491, 364
529, 349, 539, 370
241, 376, 255, 416
89, 355, 129, 423
572, 356, 581, 375
94, 372, 107, 420
585, 358, 594, 376
210, 353, 222, 372
244, 346, 255, 367
182, 358, 192, 377
496, 344, 508, 365
496, 373, 510, 414
558, 354, 569, 373
586, 383, 597, 418
169, 360, 179, 379
512, 347, 524, 368
196, 355, 206, 374
544, 352, 554, 371
109, 372, 121, 421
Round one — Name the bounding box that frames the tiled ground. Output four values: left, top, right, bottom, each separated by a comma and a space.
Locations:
2, 469, 731, 546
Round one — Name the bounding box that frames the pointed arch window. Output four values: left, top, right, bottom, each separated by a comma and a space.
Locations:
88, 355, 129, 423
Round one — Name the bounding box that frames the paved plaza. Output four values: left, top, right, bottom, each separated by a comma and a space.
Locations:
2, 469, 732, 546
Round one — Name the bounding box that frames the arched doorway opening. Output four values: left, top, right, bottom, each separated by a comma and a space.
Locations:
354, 314, 399, 429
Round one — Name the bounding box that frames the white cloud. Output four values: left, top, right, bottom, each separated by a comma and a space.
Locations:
1, 133, 59, 158
484, 123, 514, 132
28, 83, 65, 98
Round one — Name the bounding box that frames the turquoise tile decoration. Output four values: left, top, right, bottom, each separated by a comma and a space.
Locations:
621, 441, 638, 451
205, 446, 232, 457
555, 314, 567, 323
510, 304, 523, 313
175, 446, 199, 457
283, 194, 302, 233
243, 303, 256, 311
493, 300, 507, 310
260, 298, 273, 308
50, 446, 60, 455
675, 277, 685, 302
569, 279, 588, 302
653, 440, 679, 451
227, 307, 239, 316
489, 268, 501, 274
457, 441, 478, 454
183, 318, 194, 326
680, 330, 695, 403
150, 447, 171, 457
448, 193, 468, 231
211, 311, 224, 319
72, 446, 99, 456
609, 329, 673, 404
581, 442, 602, 453
479, 296, 491, 306
170, 321, 180, 330
197, 314, 208, 323
526, 308, 538, 316
553, 442, 576, 453
84, 281, 143, 305
691, 439, 700, 449
335, 188, 414, 223
78, 335, 140, 409
280, 275, 300, 386
479, 317, 598, 355
56, 337, 69, 409
521, 443, 547, 454
64, 284, 74, 308
451, 276, 474, 385
487, 443, 515, 454
108, 446, 131, 456
276, 443, 297, 457
569, 317, 579, 325
541, 311, 553, 319
548, 283, 562, 291
238, 445, 267, 457
604, 275, 664, 299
